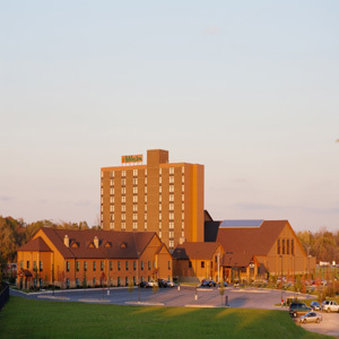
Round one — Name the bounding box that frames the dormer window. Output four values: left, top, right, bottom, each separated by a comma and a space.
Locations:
88, 242, 95, 249
120, 242, 127, 249
104, 241, 112, 248
70, 241, 79, 249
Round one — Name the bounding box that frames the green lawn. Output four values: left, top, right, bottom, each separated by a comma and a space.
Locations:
0, 297, 331, 339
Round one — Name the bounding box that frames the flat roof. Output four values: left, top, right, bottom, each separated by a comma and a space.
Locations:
219, 219, 264, 228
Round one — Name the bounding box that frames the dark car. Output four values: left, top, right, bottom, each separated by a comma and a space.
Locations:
158, 279, 167, 288
139, 281, 148, 288
289, 302, 312, 318
310, 301, 321, 311
200, 279, 211, 288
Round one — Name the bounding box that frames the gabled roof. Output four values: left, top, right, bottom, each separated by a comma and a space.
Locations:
204, 210, 214, 222
17, 237, 52, 252
173, 242, 221, 260
216, 220, 288, 267
33, 228, 158, 259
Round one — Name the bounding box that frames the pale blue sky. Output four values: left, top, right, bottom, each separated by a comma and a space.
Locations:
1, 1, 338, 231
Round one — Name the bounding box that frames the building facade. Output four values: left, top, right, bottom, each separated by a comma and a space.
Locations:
172, 242, 224, 283
17, 227, 172, 289
205, 218, 316, 282
101, 149, 204, 250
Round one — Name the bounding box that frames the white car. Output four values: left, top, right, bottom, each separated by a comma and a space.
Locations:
322, 300, 339, 312
147, 280, 158, 288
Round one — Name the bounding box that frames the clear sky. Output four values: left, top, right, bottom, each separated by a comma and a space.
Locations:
1, 1, 338, 232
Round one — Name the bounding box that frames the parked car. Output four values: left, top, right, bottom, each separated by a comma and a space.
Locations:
166, 280, 176, 288
200, 279, 211, 288
147, 280, 158, 288
289, 302, 312, 318
299, 312, 322, 324
217, 281, 228, 288
158, 279, 167, 288
322, 300, 339, 313
310, 301, 321, 311
139, 281, 148, 288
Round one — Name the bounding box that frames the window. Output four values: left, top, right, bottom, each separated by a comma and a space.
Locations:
141, 261, 144, 270
84, 261, 87, 271
20, 261, 23, 269
287, 239, 290, 255
144, 195, 147, 202
169, 176, 174, 184
121, 204, 126, 212
117, 276, 121, 286
169, 185, 174, 193
201, 261, 205, 268
110, 170, 115, 178
121, 222, 126, 230
144, 169, 147, 176
169, 231, 174, 239
110, 178, 114, 186
159, 186, 162, 193
159, 203, 162, 211
118, 261, 121, 271
121, 213, 126, 221
168, 261, 171, 270
66, 278, 70, 288
121, 195, 126, 203
169, 203, 174, 211
169, 212, 174, 220
122, 170, 126, 177
182, 203, 185, 211
188, 261, 192, 268
159, 231, 162, 238
291, 239, 294, 255
159, 194, 162, 202
110, 205, 114, 212
169, 167, 174, 175
133, 186, 138, 194
65, 261, 69, 272
159, 176, 162, 184
133, 213, 137, 221
110, 196, 114, 203
133, 276, 136, 285
182, 167, 185, 174
144, 204, 147, 212
211, 261, 213, 269
100, 261, 104, 271
33, 261, 37, 270
182, 184, 185, 192
144, 221, 147, 230
182, 212, 185, 220
76, 278, 79, 288
133, 196, 138, 203
39, 261, 43, 271
169, 240, 174, 249
76, 261, 79, 272
125, 277, 129, 286
133, 204, 138, 212
282, 239, 285, 255
133, 222, 137, 230
110, 222, 114, 229
169, 221, 174, 229
110, 187, 114, 195
182, 175, 185, 183
126, 261, 129, 270
144, 213, 147, 220
93, 261, 96, 271
148, 261, 151, 270
93, 278, 96, 286
109, 261, 113, 271
169, 194, 174, 202
159, 168, 162, 175
145, 186, 147, 194
133, 261, 136, 271
159, 213, 162, 220
133, 169, 138, 177
277, 239, 280, 255
182, 194, 184, 202
144, 177, 147, 185
121, 187, 126, 194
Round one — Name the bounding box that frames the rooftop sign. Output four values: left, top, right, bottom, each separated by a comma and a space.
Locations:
121, 154, 143, 164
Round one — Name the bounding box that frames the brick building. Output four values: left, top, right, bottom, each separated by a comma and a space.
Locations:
17, 227, 172, 289
100, 149, 204, 250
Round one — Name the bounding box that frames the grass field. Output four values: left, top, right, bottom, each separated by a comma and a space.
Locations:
0, 297, 330, 339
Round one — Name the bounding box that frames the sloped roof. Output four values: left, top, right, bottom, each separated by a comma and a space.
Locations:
173, 242, 220, 260
17, 237, 52, 252
32, 228, 157, 259
216, 220, 288, 267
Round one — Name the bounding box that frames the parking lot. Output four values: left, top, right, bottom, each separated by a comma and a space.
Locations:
11, 286, 339, 337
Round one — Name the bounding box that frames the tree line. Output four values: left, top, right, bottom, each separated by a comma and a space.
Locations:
297, 229, 339, 264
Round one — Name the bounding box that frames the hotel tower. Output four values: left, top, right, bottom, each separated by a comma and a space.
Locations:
100, 149, 204, 250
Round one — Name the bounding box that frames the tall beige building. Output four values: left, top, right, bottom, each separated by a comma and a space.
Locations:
101, 149, 204, 250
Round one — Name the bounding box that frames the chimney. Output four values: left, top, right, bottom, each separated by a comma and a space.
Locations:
64, 235, 69, 248
94, 236, 99, 249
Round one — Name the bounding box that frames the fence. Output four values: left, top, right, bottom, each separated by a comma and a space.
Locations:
0, 283, 9, 311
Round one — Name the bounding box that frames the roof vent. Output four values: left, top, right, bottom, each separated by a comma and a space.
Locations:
64, 235, 69, 248
94, 236, 99, 249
